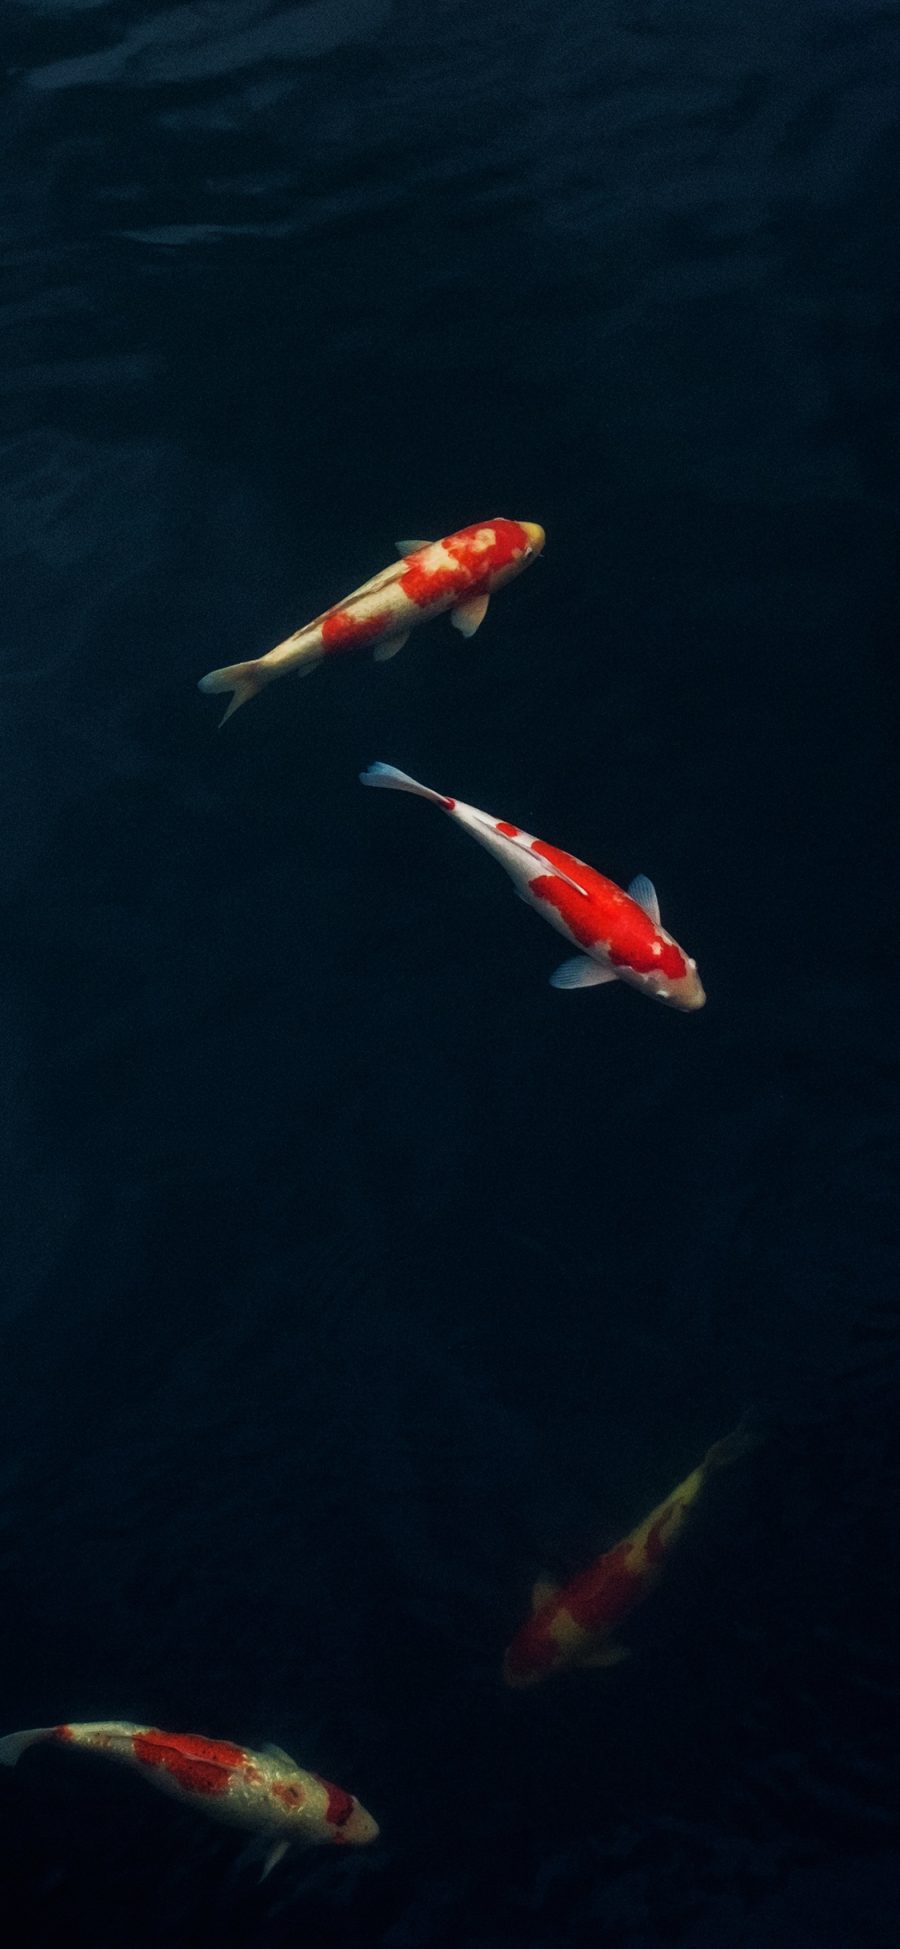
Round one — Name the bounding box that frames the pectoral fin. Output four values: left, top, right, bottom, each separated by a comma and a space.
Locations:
373, 630, 411, 662
260, 1840, 290, 1880
579, 1642, 631, 1669
531, 1577, 560, 1613
550, 956, 618, 990
451, 591, 490, 637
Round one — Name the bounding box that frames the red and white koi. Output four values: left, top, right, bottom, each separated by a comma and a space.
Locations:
0, 1721, 378, 1871
503, 1429, 750, 1688
359, 764, 705, 1009
198, 519, 545, 723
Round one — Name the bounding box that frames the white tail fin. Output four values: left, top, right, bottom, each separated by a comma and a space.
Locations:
197, 658, 270, 727
0, 1726, 55, 1767
359, 762, 452, 810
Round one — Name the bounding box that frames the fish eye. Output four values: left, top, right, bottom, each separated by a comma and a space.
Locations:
522, 544, 533, 559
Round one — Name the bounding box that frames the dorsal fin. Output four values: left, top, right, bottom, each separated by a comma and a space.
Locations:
396, 538, 432, 556
483, 819, 589, 897
263, 1743, 298, 1769
627, 875, 660, 924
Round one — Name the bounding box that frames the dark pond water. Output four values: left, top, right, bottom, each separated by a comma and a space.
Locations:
2, 2, 899, 1943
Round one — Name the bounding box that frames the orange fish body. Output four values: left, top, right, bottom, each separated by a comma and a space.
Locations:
198, 519, 544, 722
503, 1434, 744, 1687
0, 1720, 378, 1867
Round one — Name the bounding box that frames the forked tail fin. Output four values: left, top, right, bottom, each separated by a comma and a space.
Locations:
197, 658, 268, 726
359, 761, 452, 810
0, 1725, 55, 1767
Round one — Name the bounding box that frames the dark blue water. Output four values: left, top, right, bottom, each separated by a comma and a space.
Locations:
2, 2, 899, 1942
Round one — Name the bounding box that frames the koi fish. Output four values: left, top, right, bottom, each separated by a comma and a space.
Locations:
198, 519, 545, 723
0, 1721, 378, 1872
359, 763, 705, 1009
502, 1429, 750, 1687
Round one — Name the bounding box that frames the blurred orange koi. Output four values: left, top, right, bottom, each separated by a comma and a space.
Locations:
503, 1428, 752, 1687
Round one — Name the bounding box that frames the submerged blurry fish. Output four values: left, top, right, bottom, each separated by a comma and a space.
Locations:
0, 1721, 378, 1871
503, 1429, 751, 1687
198, 519, 545, 723
359, 763, 705, 1010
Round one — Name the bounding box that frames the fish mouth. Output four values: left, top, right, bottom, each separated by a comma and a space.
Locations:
654, 967, 706, 1011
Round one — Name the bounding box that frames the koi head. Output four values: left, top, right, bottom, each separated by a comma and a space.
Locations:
488, 518, 545, 589
639, 953, 706, 1012
520, 520, 546, 557
444, 518, 544, 595
340, 1798, 381, 1845
609, 905, 706, 1011
314, 1776, 380, 1846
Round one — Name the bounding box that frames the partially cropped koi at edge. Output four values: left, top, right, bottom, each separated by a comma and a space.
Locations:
198, 519, 544, 724
0, 1721, 378, 1869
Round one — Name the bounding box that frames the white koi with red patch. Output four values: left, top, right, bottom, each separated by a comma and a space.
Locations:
0, 1721, 378, 1866
359, 764, 705, 1011
198, 518, 545, 723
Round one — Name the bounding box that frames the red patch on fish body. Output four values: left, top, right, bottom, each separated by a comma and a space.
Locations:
54, 1724, 74, 1743
528, 844, 625, 951
529, 842, 687, 979
400, 550, 471, 609
399, 520, 529, 609
320, 608, 391, 656
446, 519, 529, 577
561, 1543, 648, 1633
132, 1730, 246, 1797
271, 1777, 305, 1808
317, 1776, 356, 1832
496, 821, 519, 837
505, 1543, 651, 1683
